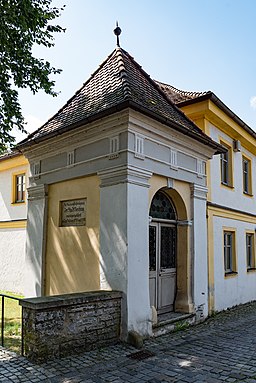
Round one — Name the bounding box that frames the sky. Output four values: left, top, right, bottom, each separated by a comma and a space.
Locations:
15, 0, 256, 142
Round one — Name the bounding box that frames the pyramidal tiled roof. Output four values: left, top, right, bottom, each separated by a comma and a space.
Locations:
155, 80, 211, 104
18, 48, 222, 152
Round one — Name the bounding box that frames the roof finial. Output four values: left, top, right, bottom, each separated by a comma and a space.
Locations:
114, 21, 122, 47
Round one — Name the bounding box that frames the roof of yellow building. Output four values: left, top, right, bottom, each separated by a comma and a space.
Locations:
156, 80, 256, 140
155, 81, 211, 104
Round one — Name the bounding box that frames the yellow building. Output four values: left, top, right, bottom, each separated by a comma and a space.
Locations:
158, 82, 256, 314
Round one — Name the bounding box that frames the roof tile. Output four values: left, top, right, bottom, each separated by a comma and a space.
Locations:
155, 80, 211, 104
18, 48, 221, 152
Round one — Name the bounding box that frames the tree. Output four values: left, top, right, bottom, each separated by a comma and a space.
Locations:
0, 0, 65, 151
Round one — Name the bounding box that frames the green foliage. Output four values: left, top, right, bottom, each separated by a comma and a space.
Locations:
0, 0, 65, 150
0, 290, 24, 353
174, 320, 189, 332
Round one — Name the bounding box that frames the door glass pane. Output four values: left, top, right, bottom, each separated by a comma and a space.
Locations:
160, 226, 176, 269
149, 226, 156, 271
150, 191, 176, 220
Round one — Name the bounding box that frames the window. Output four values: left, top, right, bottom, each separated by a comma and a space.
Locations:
14, 173, 26, 203
246, 233, 255, 270
223, 231, 236, 275
149, 191, 176, 220
242, 156, 252, 195
220, 142, 233, 187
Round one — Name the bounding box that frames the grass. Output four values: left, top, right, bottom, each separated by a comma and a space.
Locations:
0, 290, 24, 354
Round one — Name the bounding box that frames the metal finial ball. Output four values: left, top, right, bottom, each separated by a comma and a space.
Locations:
114, 25, 122, 37
114, 22, 122, 47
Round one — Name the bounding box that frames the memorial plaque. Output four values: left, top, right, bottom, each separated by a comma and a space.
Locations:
60, 198, 86, 227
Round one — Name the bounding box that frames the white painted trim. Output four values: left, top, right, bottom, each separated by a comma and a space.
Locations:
128, 111, 216, 159
177, 220, 193, 226
196, 159, 205, 178
29, 146, 207, 181
29, 149, 126, 181
23, 112, 130, 161
67, 150, 75, 167
23, 109, 215, 165
33, 161, 41, 179
134, 134, 145, 159
167, 178, 174, 189
170, 149, 178, 170
151, 218, 177, 224
109, 135, 120, 159
129, 128, 212, 163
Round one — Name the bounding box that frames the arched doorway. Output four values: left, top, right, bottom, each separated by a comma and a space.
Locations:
149, 190, 177, 314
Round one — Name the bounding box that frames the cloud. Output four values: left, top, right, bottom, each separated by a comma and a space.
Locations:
250, 96, 256, 110
12, 114, 43, 144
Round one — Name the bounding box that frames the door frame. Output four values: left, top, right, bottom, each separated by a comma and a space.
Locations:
149, 219, 177, 314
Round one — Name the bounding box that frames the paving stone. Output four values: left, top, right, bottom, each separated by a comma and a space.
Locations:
1, 302, 256, 382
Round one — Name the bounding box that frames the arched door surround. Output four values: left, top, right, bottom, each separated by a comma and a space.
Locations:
149, 190, 177, 314
149, 187, 194, 316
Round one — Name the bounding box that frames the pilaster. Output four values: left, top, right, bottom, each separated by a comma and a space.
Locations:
98, 165, 152, 338
24, 184, 48, 297
190, 184, 208, 320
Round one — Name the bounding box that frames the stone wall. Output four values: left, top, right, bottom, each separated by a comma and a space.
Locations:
20, 291, 122, 362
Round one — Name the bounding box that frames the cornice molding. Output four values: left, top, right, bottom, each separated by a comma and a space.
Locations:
22, 111, 129, 162
190, 184, 208, 200
27, 184, 48, 201
98, 165, 152, 188
129, 111, 216, 160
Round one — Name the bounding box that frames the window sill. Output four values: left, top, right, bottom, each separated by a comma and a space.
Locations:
243, 192, 253, 198
12, 201, 26, 205
221, 183, 234, 190
225, 271, 238, 278
247, 268, 256, 273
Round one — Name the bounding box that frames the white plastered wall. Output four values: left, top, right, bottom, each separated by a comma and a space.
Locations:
209, 123, 256, 215
0, 163, 27, 295
0, 228, 26, 294
213, 216, 256, 311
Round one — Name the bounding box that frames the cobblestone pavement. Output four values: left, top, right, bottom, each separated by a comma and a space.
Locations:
1, 302, 256, 383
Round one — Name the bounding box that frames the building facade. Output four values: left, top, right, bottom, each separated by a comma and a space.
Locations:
0, 152, 28, 294
1, 44, 254, 338
17, 47, 223, 337
157, 82, 256, 314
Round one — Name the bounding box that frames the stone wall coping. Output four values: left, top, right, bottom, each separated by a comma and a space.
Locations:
20, 290, 122, 310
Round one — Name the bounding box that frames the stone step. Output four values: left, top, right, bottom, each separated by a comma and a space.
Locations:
153, 312, 196, 337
